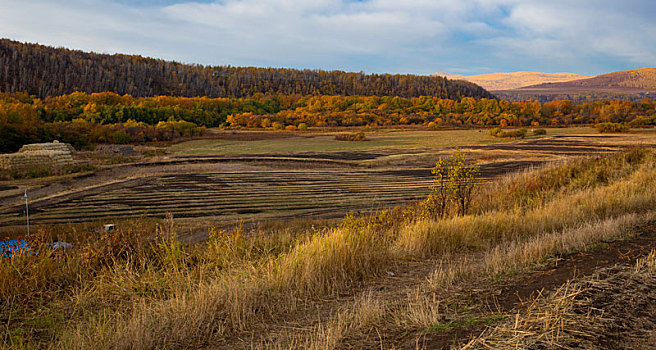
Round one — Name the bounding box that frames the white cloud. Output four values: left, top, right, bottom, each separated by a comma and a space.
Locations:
0, 0, 654, 74
494, 0, 656, 68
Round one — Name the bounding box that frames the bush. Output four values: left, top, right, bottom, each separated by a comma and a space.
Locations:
155, 120, 204, 137
335, 132, 368, 141
489, 127, 503, 137
427, 121, 438, 130
628, 116, 655, 128
272, 122, 284, 130
532, 128, 547, 135
112, 131, 131, 144
595, 122, 629, 133
297, 123, 308, 131
284, 125, 297, 131
489, 127, 527, 138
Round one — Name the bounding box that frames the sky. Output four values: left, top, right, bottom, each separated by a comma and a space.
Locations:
1, 0, 654, 76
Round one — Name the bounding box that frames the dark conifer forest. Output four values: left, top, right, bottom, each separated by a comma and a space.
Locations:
0, 39, 493, 100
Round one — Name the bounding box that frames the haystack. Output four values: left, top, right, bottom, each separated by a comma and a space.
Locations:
0, 141, 75, 171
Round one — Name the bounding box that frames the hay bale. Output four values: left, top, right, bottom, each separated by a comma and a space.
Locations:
19, 141, 75, 153
0, 141, 76, 171
0, 150, 74, 171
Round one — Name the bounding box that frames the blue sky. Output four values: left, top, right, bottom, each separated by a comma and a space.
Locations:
1, 0, 654, 76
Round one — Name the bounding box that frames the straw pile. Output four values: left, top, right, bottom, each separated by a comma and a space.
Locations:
0, 141, 74, 171
18, 141, 75, 153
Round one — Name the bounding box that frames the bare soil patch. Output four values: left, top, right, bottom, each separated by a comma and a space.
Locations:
466, 137, 622, 155
0, 168, 433, 228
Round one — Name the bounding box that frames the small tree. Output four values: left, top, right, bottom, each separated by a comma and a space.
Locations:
429, 157, 451, 218
428, 151, 480, 217
447, 151, 480, 216
595, 122, 629, 133
112, 130, 131, 144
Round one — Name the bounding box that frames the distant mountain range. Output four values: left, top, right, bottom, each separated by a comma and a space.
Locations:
433, 71, 590, 91
499, 68, 656, 102
518, 68, 656, 91
437, 68, 656, 102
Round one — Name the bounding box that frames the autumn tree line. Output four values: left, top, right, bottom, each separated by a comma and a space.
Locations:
226, 95, 656, 129
0, 92, 208, 152
2, 91, 655, 153
0, 39, 492, 100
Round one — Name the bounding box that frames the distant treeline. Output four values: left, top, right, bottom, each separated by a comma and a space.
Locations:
2, 91, 655, 153
227, 95, 656, 129
0, 39, 493, 100
495, 90, 655, 103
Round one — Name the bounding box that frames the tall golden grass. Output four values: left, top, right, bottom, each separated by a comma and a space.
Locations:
294, 213, 652, 350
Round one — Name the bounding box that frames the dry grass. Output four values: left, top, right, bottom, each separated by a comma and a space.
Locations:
267, 291, 387, 350
462, 250, 656, 349
3, 148, 656, 349
367, 212, 652, 349
167, 129, 511, 156
56, 220, 395, 349
396, 149, 656, 257
425, 212, 653, 288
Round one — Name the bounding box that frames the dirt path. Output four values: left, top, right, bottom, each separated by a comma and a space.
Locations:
402, 220, 656, 349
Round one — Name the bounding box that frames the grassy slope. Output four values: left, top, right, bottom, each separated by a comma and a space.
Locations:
2, 148, 656, 349
523, 67, 656, 91
436, 72, 591, 91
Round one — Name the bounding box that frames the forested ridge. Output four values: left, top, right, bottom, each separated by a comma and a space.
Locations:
0, 39, 493, 100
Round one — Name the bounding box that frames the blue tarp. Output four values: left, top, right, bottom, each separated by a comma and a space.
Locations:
0, 238, 31, 258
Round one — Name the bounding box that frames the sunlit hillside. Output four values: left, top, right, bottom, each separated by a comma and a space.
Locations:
523, 67, 656, 90
433, 71, 590, 90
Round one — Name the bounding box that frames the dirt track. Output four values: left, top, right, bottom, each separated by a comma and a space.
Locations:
409, 220, 656, 349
